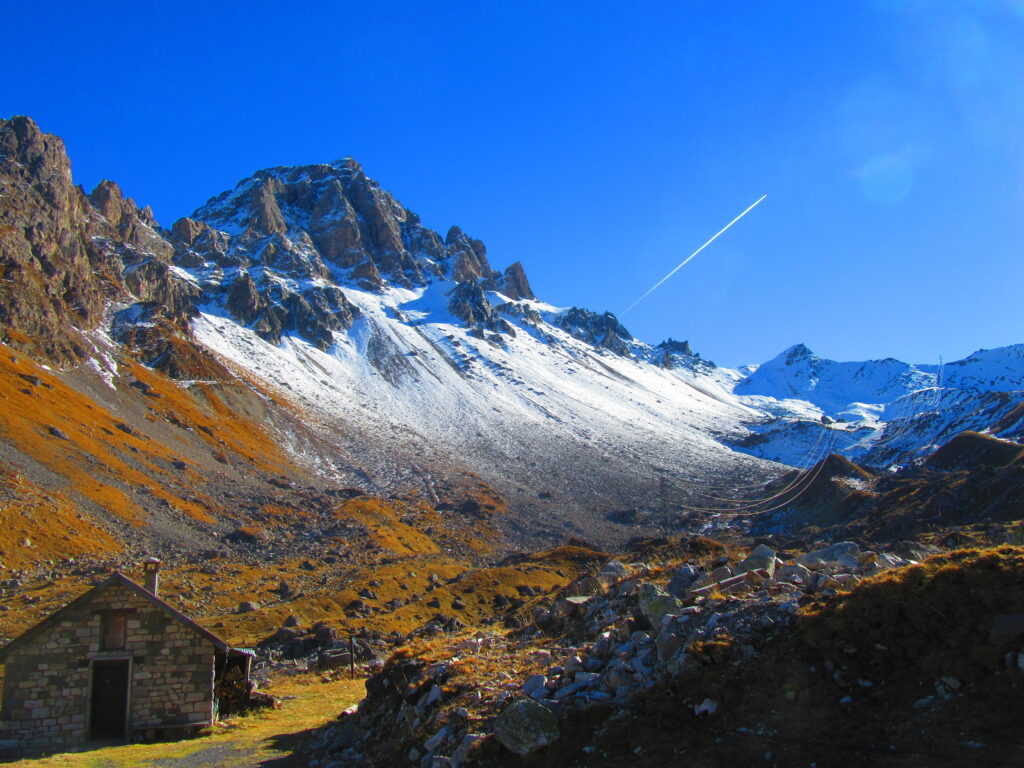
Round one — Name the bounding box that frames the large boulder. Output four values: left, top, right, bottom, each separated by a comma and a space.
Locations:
638, 583, 682, 627
493, 698, 560, 756
597, 560, 630, 586
797, 541, 860, 569
667, 565, 701, 597
777, 562, 813, 588
736, 544, 777, 577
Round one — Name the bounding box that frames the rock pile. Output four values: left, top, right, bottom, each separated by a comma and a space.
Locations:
302, 540, 918, 766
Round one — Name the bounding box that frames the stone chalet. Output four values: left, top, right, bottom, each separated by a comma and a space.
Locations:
0, 559, 252, 756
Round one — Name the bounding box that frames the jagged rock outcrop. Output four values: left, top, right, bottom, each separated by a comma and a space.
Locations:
220, 269, 357, 349
555, 308, 634, 356
0, 116, 195, 365
656, 338, 694, 368
448, 281, 496, 328
89, 180, 169, 257
496, 300, 543, 326
497, 261, 534, 301
448, 282, 515, 338
445, 226, 494, 287
658, 338, 692, 357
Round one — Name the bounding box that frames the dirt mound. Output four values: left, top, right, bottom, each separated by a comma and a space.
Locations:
748, 453, 878, 537
803, 546, 1024, 680
925, 430, 1023, 472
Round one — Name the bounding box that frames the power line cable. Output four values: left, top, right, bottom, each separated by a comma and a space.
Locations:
684, 421, 830, 502
671, 430, 839, 515
673, 437, 839, 519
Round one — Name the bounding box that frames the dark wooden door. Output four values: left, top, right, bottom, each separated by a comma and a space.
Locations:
90, 660, 130, 740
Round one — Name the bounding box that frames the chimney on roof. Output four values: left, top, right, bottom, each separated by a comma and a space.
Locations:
143, 557, 161, 596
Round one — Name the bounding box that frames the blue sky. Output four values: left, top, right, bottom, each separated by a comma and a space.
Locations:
5, 1, 1023, 366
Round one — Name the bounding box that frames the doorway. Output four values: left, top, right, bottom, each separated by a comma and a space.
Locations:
89, 659, 130, 740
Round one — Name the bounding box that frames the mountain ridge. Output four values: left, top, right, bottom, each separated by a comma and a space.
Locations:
1, 114, 1022, 560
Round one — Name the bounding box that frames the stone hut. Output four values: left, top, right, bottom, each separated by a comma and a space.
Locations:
0, 560, 251, 756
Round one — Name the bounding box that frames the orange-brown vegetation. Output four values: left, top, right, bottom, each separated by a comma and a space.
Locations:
0, 470, 121, 570
130, 362, 296, 478
0, 340, 323, 542
334, 498, 441, 556
802, 545, 1024, 680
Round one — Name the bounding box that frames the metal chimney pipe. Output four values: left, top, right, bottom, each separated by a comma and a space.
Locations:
143, 557, 161, 596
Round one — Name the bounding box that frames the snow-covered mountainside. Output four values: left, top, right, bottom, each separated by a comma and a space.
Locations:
728, 343, 1024, 469
150, 154, 1024, 505
166, 154, 1024, 510
159, 156, 787, 544
2, 115, 1021, 550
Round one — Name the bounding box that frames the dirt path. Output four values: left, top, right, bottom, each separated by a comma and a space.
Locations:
5, 677, 363, 768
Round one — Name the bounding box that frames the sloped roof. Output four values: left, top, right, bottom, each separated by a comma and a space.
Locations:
0, 572, 229, 660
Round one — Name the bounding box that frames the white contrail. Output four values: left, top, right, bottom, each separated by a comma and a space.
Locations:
623, 194, 767, 315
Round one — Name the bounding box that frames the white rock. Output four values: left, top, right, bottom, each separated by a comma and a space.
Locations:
694, 698, 718, 716
424, 725, 450, 752
422, 684, 442, 707
522, 674, 546, 696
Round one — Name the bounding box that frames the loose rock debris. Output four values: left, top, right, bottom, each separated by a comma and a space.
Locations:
299, 540, 1024, 767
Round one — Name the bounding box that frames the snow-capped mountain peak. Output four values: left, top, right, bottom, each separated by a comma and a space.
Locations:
729, 341, 1023, 469
2, 114, 1019, 549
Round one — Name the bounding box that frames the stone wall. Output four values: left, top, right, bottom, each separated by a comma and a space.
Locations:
0, 581, 216, 755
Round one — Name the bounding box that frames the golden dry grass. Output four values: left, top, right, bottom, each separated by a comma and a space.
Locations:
1, 676, 364, 768
0, 343, 311, 541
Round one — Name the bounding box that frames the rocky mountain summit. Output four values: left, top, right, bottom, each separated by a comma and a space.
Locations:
172, 158, 534, 349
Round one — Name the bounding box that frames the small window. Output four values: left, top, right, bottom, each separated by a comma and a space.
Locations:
101, 613, 127, 650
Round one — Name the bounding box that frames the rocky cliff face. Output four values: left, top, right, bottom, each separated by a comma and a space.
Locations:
0, 117, 123, 363
170, 159, 547, 348
0, 117, 549, 364
0, 116, 199, 367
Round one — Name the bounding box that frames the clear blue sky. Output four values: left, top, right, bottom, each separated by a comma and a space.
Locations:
5, 1, 1023, 366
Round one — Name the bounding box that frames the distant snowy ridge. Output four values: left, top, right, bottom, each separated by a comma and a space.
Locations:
727, 343, 1024, 468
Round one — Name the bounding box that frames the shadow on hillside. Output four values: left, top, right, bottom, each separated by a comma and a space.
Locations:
256, 721, 337, 767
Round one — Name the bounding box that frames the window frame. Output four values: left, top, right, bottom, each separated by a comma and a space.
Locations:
99, 611, 130, 651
